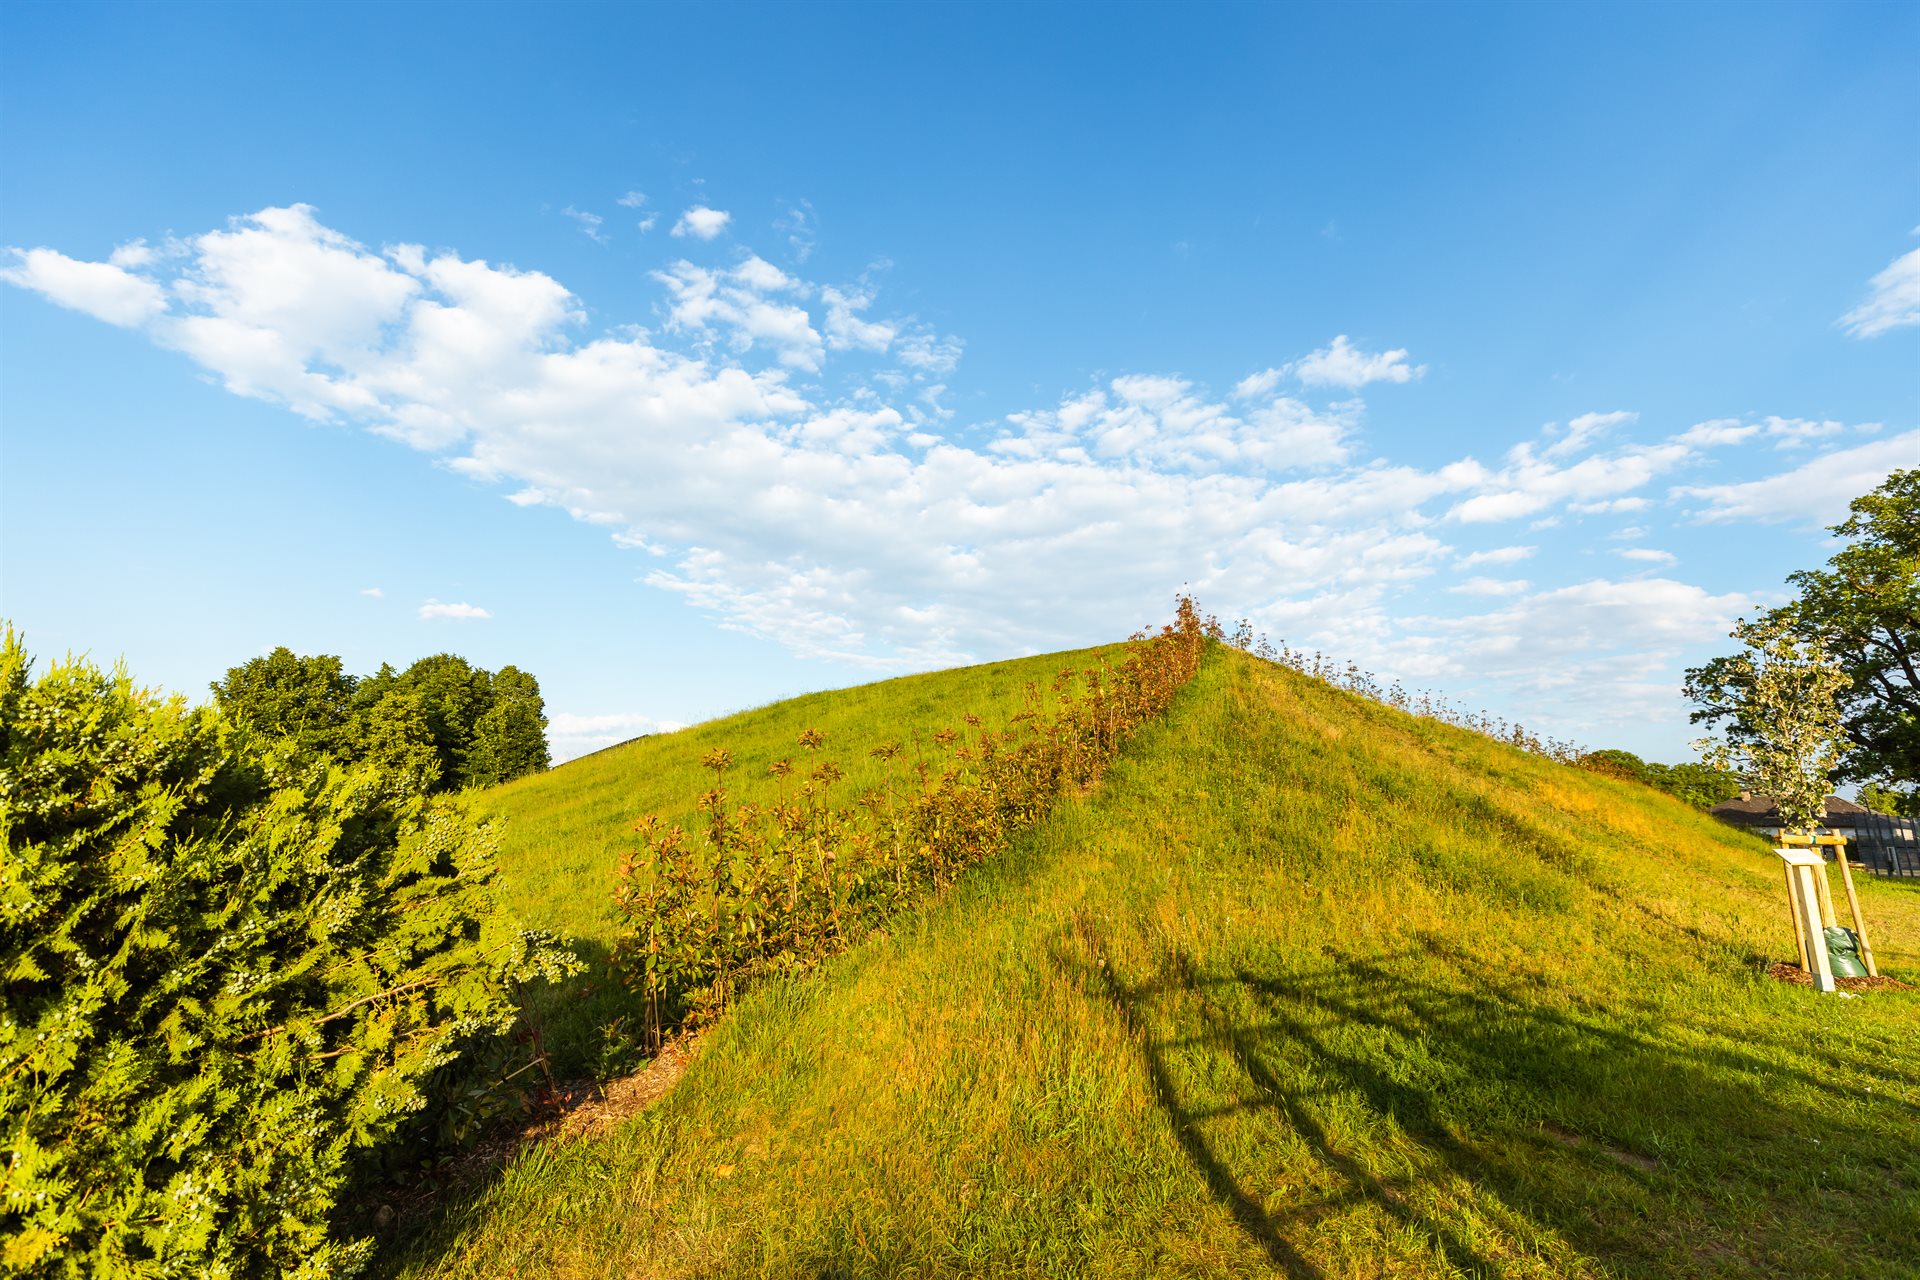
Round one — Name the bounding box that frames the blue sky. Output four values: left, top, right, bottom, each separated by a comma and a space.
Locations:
2, 0, 1915, 763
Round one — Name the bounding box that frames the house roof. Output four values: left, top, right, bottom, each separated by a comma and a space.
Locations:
1710, 794, 1869, 826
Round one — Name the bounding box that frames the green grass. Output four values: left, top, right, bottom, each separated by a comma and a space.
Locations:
398, 646, 1920, 1278
479, 646, 1115, 1072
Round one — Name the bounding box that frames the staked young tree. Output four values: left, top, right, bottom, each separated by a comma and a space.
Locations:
1687, 469, 1918, 813
1692, 614, 1851, 836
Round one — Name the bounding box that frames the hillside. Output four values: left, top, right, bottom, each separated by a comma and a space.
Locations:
399, 645, 1920, 1278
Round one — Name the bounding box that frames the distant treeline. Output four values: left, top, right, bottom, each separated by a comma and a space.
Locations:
1576, 749, 1742, 809
211, 648, 549, 792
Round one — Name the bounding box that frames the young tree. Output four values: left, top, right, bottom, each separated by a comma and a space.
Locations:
1692, 613, 1851, 836
1688, 469, 1917, 800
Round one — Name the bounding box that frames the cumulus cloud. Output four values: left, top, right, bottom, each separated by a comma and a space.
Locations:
5, 202, 1903, 743
360, 586, 384, 597
671, 206, 732, 240
653, 256, 824, 370
1545, 410, 1636, 458
1393, 576, 1752, 729
1, 246, 168, 326
1616, 547, 1676, 564
419, 599, 491, 620
547, 710, 689, 762
1450, 576, 1532, 596
1674, 429, 1920, 525
1284, 334, 1425, 389
1839, 244, 1920, 338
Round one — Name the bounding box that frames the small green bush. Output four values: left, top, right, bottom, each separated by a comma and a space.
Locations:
0, 631, 575, 1277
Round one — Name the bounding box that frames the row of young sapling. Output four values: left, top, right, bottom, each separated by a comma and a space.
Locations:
604, 598, 1612, 1052
611, 596, 1210, 1048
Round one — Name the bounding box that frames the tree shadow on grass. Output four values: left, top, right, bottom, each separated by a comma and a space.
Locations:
1055, 922, 1920, 1279
359, 935, 654, 1275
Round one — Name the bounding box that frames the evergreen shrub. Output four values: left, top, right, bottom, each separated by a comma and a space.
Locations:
0, 631, 575, 1277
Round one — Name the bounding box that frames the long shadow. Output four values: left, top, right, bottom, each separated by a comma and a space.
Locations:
1061, 928, 1515, 1278
359, 935, 641, 1274
1051, 936, 1326, 1279
1069, 923, 1920, 1278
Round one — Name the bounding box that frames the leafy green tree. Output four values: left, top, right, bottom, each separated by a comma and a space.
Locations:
1577, 749, 1649, 784
0, 628, 577, 1276
466, 665, 550, 789
392, 654, 498, 791
216, 652, 550, 794
1692, 613, 1851, 835
1687, 469, 1917, 792
1856, 780, 1918, 818
359, 688, 443, 793
210, 647, 358, 758
1650, 761, 1744, 810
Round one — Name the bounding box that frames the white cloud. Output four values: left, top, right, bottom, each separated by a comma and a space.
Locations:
109, 240, 157, 269
671, 206, 732, 240
1446, 435, 1690, 524
360, 586, 384, 597
1450, 576, 1531, 596
0, 246, 167, 326
1287, 334, 1425, 389
1839, 245, 1920, 338
1456, 545, 1535, 568
418, 599, 492, 621
1545, 410, 1636, 458
1675, 415, 1846, 451
548, 710, 690, 762
822, 286, 895, 352
1617, 547, 1676, 564
562, 206, 608, 243
10, 202, 1904, 746
1568, 496, 1651, 515
1675, 429, 1920, 525
1233, 368, 1282, 399
653, 257, 824, 371
894, 328, 963, 376
617, 191, 647, 209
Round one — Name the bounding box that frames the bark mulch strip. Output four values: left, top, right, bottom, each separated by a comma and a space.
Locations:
1765, 961, 1914, 993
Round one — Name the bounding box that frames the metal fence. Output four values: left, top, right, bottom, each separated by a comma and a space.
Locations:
1851, 813, 1920, 879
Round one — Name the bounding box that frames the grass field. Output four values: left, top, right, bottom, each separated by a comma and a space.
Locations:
394, 645, 1920, 1278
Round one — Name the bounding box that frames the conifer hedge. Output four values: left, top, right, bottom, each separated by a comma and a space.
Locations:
0, 631, 575, 1276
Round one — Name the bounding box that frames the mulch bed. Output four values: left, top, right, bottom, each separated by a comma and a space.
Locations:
1765, 961, 1913, 993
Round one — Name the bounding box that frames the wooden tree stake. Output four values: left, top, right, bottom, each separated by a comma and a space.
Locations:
1783, 861, 1810, 972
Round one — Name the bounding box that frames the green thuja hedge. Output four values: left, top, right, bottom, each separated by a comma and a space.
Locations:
0, 631, 577, 1277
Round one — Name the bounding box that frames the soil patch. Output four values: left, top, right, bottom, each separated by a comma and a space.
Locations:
365, 1035, 701, 1238
1765, 961, 1914, 993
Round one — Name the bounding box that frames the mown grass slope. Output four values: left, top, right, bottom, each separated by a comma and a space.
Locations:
405, 646, 1920, 1278
479, 647, 1112, 1072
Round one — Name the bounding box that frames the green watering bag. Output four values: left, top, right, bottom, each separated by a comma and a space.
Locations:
1823, 926, 1868, 979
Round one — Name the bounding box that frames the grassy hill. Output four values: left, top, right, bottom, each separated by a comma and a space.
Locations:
397, 645, 1920, 1278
